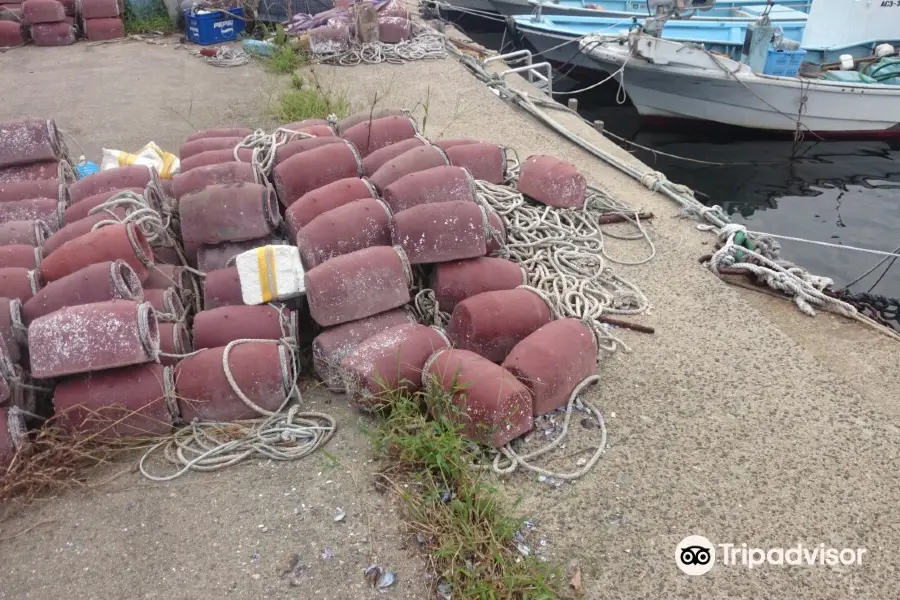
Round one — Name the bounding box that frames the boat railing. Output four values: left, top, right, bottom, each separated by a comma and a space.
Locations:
483, 49, 555, 94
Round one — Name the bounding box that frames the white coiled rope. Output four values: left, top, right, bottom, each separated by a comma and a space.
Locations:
317, 32, 447, 66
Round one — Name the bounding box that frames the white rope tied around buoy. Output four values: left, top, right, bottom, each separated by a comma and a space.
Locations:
317, 32, 447, 66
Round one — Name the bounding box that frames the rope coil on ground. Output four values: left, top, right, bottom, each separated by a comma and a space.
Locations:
315, 32, 448, 66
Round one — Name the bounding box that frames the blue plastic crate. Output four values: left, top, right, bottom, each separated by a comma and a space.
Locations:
763, 49, 807, 77
185, 7, 244, 46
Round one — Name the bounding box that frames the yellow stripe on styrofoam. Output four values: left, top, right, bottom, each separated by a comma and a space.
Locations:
256, 246, 279, 303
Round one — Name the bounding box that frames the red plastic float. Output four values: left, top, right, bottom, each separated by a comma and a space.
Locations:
157, 321, 191, 367
184, 127, 253, 143
0, 117, 61, 168
517, 155, 586, 209
273, 141, 361, 206
0, 179, 65, 204
178, 136, 243, 160
0, 220, 50, 247
68, 165, 154, 204
180, 183, 280, 249
0, 244, 40, 269
306, 23, 350, 54
434, 139, 480, 150
43, 209, 126, 255
502, 319, 597, 415
0, 267, 39, 302
179, 148, 253, 172
382, 165, 475, 213
0, 21, 25, 48
423, 348, 533, 448
274, 136, 343, 165
486, 211, 506, 254
0, 197, 62, 230
295, 198, 392, 268
448, 287, 553, 363
22, 0, 65, 22
28, 299, 159, 379
142, 287, 184, 323
39, 222, 153, 283
305, 246, 411, 327
341, 323, 450, 410
171, 162, 256, 200
202, 267, 242, 309
193, 304, 295, 350
369, 145, 450, 192
283, 176, 376, 238
195, 236, 283, 273
377, 16, 411, 43
336, 108, 404, 135
175, 341, 293, 422
445, 142, 506, 184
83, 16, 124, 40
392, 200, 488, 264
361, 137, 426, 177
430, 257, 525, 312
31, 22, 75, 45
0, 160, 67, 184
79, 0, 120, 18
282, 118, 331, 131
341, 115, 417, 158
63, 186, 144, 223
52, 363, 174, 438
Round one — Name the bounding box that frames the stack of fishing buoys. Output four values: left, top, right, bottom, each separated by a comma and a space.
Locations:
79, 0, 123, 42
22, 0, 74, 46
0, 3, 27, 47
516, 154, 587, 208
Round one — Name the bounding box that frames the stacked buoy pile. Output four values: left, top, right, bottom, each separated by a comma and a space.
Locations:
0, 0, 122, 47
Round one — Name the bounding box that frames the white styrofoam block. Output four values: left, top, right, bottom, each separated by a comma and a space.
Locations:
236, 245, 306, 305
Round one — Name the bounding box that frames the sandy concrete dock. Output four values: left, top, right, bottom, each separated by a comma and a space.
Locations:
2, 29, 900, 599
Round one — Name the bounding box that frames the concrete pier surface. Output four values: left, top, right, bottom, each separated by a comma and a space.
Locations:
2, 31, 900, 600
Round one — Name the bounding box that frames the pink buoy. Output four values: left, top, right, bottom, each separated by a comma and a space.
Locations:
142, 288, 185, 323
341, 115, 417, 158
171, 161, 256, 200
516, 155, 586, 209
78, 0, 120, 18
423, 348, 533, 448
284, 177, 376, 237
39, 222, 153, 283
0, 267, 39, 302
369, 145, 449, 193
29, 299, 159, 379
43, 208, 125, 255
273, 141, 361, 206
486, 211, 506, 254
434, 139, 480, 150
175, 341, 294, 422
193, 304, 295, 350
52, 363, 174, 438
341, 323, 450, 410
63, 187, 143, 223
144, 263, 192, 292
0, 220, 51, 247
31, 21, 75, 45
196, 236, 284, 273
21, 0, 65, 23
202, 267, 242, 309
377, 16, 411, 43
23, 259, 142, 325
83, 16, 124, 40
290, 124, 335, 137
380, 0, 409, 17
336, 108, 404, 135
305, 246, 411, 327
307, 23, 350, 54
282, 118, 331, 131
0, 244, 40, 269
382, 165, 475, 213
448, 287, 553, 363
0, 298, 23, 364
392, 201, 488, 264
178, 136, 243, 160
184, 127, 253, 143
0, 21, 25, 48
0, 197, 62, 231
296, 198, 392, 268
68, 165, 154, 204
502, 319, 597, 416
312, 308, 414, 389
158, 321, 191, 367
0, 160, 68, 184
0, 179, 66, 204
361, 137, 426, 177
445, 143, 506, 184
180, 183, 280, 249
274, 136, 343, 166
179, 150, 253, 173
430, 257, 525, 312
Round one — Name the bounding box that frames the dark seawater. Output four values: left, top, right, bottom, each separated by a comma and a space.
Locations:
452, 16, 900, 299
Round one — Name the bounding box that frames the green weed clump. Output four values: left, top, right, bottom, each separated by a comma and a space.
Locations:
271, 71, 350, 123
123, 1, 175, 35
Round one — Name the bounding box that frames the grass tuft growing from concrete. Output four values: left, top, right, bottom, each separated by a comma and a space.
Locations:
265, 46, 308, 74
271, 70, 350, 123
123, 1, 175, 35
368, 382, 562, 599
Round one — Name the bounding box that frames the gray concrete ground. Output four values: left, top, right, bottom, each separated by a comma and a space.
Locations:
2, 28, 900, 599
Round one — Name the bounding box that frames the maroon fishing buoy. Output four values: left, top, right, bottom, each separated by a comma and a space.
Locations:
0, 160, 67, 184
306, 23, 350, 54
423, 348, 533, 448
377, 16, 411, 43
382, 165, 475, 213
178, 136, 243, 160
0, 244, 40, 269
295, 198, 392, 268
175, 341, 294, 422
273, 141, 361, 206
0, 298, 23, 364
22, 0, 65, 22
517, 155, 586, 209
430, 257, 525, 312
142, 288, 185, 323
282, 118, 331, 130
0, 21, 25, 48
445, 142, 506, 184
79, 0, 121, 18
283, 176, 376, 235
29, 299, 159, 379
274, 136, 343, 166
52, 363, 174, 438
361, 137, 426, 177
392, 200, 488, 264
336, 108, 404, 135
0, 179, 65, 204
64, 187, 144, 223
40, 222, 153, 283
180, 183, 280, 250
312, 308, 414, 389
83, 17, 124, 41
369, 145, 450, 193
288, 123, 335, 137
0, 220, 51, 248
193, 304, 295, 349
341, 115, 417, 158
0, 267, 39, 302
179, 148, 254, 173
0, 117, 61, 169
502, 319, 597, 416
43, 209, 126, 255
448, 287, 553, 363
202, 267, 243, 309
184, 127, 253, 143
143, 263, 191, 292
305, 245, 411, 327
158, 321, 191, 367
341, 323, 450, 410
0, 197, 63, 231
486, 211, 506, 255
171, 162, 256, 200
196, 236, 284, 273
68, 165, 154, 204
434, 139, 480, 150
31, 21, 75, 45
